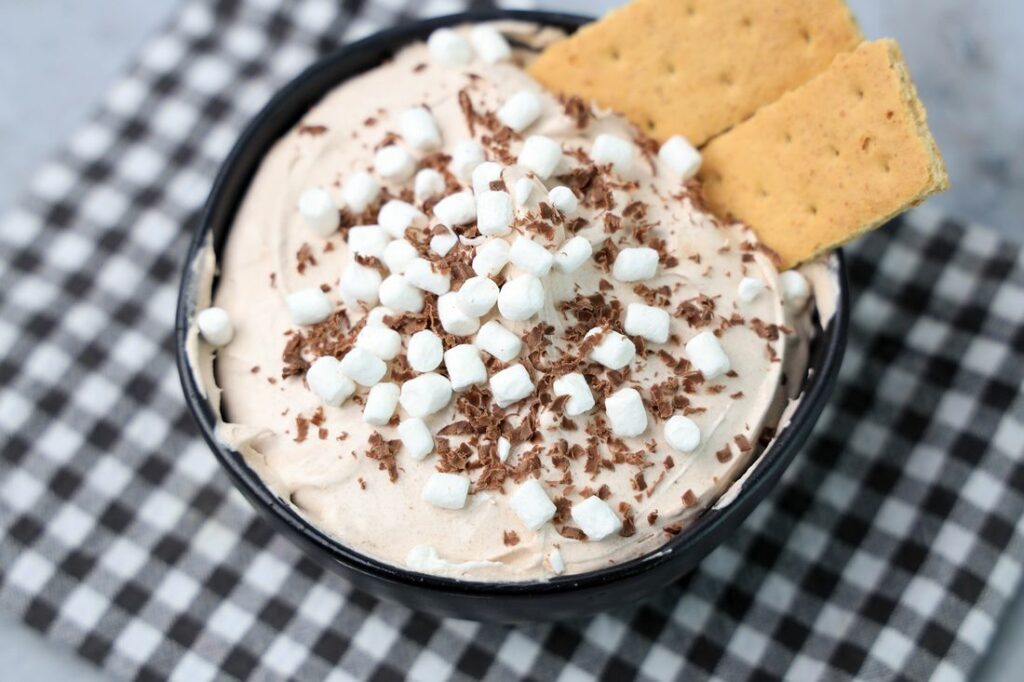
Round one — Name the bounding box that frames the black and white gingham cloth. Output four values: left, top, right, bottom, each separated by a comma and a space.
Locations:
1, 1, 1023, 680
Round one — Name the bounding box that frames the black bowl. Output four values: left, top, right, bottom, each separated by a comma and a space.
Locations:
175, 9, 849, 622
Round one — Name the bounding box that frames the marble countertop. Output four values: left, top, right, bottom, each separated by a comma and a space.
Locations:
1, 1, 1020, 680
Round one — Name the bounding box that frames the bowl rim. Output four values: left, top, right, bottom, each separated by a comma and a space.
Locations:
175, 8, 850, 596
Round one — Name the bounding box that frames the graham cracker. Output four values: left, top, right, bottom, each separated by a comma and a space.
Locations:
529, 0, 862, 145
699, 39, 950, 268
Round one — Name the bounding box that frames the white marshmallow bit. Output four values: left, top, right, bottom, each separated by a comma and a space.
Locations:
356, 323, 402, 360
306, 356, 356, 407
571, 496, 622, 540
340, 263, 382, 305
605, 387, 648, 438
297, 187, 339, 237
548, 548, 565, 575
659, 135, 702, 179
624, 303, 671, 344
471, 161, 503, 195
399, 106, 442, 151
456, 276, 499, 317
422, 472, 470, 510
586, 328, 636, 370
552, 372, 595, 416
287, 287, 332, 325
373, 145, 415, 181
554, 236, 593, 273
378, 200, 427, 239
430, 229, 458, 257
497, 91, 542, 132
444, 344, 488, 390
451, 140, 485, 180
433, 190, 477, 227
509, 236, 554, 277
378, 274, 424, 313
738, 276, 766, 303
612, 247, 659, 282
468, 25, 511, 64
476, 190, 513, 237
347, 225, 389, 259
472, 238, 510, 277
339, 347, 387, 387
366, 306, 394, 325
513, 177, 534, 206
438, 292, 481, 337
591, 134, 635, 176
497, 274, 545, 321
399, 373, 453, 417
548, 186, 578, 215
404, 258, 451, 295
427, 28, 472, 67
363, 382, 400, 426
382, 239, 418, 274
489, 363, 535, 408
414, 168, 446, 203
518, 135, 563, 180
780, 270, 810, 308
475, 320, 522, 362
510, 479, 556, 530
407, 330, 443, 372
342, 171, 380, 213
398, 418, 434, 461
196, 307, 233, 346
685, 330, 731, 379
665, 415, 701, 453
497, 436, 511, 463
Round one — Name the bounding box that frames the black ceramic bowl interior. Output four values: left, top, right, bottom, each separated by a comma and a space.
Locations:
175, 9, 849, 622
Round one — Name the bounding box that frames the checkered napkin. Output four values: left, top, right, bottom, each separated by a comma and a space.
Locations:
1, 0, 1023, 680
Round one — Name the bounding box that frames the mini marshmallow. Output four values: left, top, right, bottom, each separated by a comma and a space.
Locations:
414, 168, 446, 203
356, 323, 402, 361
451, 140, 485, 180
468, 25, 511, 64
738, 276, 766, 303
297, 187, 339, 237
590, 134, 635, 176
430, 230, 458, 257
347, 225, 389, 259
471, 161, 503, 195
497, 274, 545, 321
399, 106, 442, 151
548, 548, 565, 575
378, 199, 427, 239
665, 414, 701, 453
475, 320, 522, 362
552, 372, 595, 416
571, 496, 622, 540
427, 28, 472, 67
780, 270, 810, 307
476, 190, 513, 237
287, 287, 332, 325
196, 307, 233, 346
472, 237, 510, 276
342, 171, 380, 214
658, 135, 702, 179
433, 191, 477, 227
510, 479, 556, 530
339, 347, 387, 387
490, 363, 535, 408
437, 292, 480, 336
373, 145, 415, 181
509, 236, 554, 277
422, 472, 470, 510
548, 185, 578, 215
398, 418, 434, 460
382, 239, 418, 273
513, 176, 534, 205
497, 436, 511, 463
363, 382, 400, 426
612, 247, 659, 282
444, 344, 488, 391
518, 135, 562, 180
554, 236, 593, 273
605, 387, 647, 438
407, 330, 443, 372
404, 258, 451, 296
399, 372, 453, 417
378, 274, 424, 313
586, 329, 636, 370
624, 303, 670, 343
340, 263, 382, 305
456, 276, 499, 317
685, 330, 731, 379
306, 356, 356, 407
497, 90, 542, 132
366, 306, 394, 325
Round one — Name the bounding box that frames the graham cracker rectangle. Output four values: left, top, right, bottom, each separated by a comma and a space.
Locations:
529, 0, 862, 145
699, 39, 950, 269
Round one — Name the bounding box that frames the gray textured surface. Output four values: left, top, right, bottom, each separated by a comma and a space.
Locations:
0, 1, 1020, 680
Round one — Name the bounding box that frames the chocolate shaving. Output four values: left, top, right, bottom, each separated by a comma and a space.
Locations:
502, 530, 520, 546
298, 124, 328, 136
